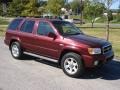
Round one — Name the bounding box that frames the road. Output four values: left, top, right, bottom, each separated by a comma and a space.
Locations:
0, 38, 120, 90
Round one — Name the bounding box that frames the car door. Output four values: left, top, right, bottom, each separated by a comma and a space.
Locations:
35, 21, 60, 59
19, 20, 37, 52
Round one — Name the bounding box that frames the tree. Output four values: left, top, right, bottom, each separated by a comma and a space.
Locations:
7, 0, 26, 16
70, 0, 84, 24
0, 2, 3, 16
21, 0, 39, 16
0, 0, 13, 16
47, 0, 65, 16
117, 3, 120, 22
64, 3, 71, 11
84, 0, 105, 27
80, 0, 84, 25
70, 0, 84, 15
38, 6, 46, 15
100, 0, 118, 41
37, 1, 47, 15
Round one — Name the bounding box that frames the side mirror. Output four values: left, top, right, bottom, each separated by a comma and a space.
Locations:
48, 32, 57, 39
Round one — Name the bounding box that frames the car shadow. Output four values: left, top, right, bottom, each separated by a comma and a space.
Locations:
21, 54, 120, 80
21, 54, 38, 60
21, 54, 60, 68
35, 59, 61, 68
80, 60, 120, 80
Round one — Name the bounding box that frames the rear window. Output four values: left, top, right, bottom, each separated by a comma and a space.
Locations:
8, 19, 22, 30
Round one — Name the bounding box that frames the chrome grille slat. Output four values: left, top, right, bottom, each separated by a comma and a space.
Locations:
103, 44, 112, 54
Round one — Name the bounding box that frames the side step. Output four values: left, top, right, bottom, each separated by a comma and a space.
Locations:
24, 52, 58, 63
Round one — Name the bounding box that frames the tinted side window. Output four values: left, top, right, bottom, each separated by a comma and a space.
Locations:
37, 22, 54, 36
20, 20, 35, 33
8, 19, 22, 30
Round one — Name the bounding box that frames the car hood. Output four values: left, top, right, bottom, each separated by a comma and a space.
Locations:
67, 34, 109, 47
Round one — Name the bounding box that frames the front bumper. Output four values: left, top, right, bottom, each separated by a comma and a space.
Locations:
82, 50, 114, 68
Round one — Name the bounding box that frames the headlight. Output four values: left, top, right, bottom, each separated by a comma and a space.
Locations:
88, 48, 101, 54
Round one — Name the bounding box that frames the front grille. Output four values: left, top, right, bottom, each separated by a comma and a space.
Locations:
103, 44, 112, 54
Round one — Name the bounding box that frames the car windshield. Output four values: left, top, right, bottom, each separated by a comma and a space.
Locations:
52, 21, 83, 36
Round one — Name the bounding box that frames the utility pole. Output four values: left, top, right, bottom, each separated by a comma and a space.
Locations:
106, 0, 110, 41
21, 0, 23, 4
2, 2, 7, 16
1, 1, 5, 16
1, 0, 12, 17
65, 0, 68, 4
119, 0, 120, 13
80, 0, 84, 24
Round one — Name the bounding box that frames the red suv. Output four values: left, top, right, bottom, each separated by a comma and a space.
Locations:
4, 18, 114, 77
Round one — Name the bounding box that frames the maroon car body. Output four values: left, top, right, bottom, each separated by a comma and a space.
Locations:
4, 18, 114, 77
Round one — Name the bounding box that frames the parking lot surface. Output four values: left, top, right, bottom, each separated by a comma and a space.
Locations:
0, 38, 120, 90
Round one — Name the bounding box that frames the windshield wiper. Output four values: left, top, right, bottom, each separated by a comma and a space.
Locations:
70, 33, 82, 35
63, 32, 82, 36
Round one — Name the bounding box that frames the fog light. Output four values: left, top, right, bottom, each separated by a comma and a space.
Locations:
94, 61, 99, 66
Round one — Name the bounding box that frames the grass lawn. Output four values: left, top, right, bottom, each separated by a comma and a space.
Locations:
0, 25, 8, 36
80, 28, 120, 58
70, 15, 120, 23
0, 17, 10, 25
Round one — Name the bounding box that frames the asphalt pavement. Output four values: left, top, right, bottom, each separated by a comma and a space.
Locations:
0, 38, 120, 90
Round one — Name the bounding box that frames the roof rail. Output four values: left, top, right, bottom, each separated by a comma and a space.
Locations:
17, 16, 63, 20
19, 16, 44, 18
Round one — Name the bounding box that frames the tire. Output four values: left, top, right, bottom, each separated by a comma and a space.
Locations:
10, 42, 23, 59
61, 52, 84, 78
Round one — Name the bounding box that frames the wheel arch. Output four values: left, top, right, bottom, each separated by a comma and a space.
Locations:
9, 38, 21, 50
58, 49, 84, 66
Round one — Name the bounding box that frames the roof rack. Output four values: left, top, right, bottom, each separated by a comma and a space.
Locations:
18, 16, 63, 20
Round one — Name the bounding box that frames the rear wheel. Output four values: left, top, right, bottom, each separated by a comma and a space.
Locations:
10, 42, 23, 59
61, 52, 84, 78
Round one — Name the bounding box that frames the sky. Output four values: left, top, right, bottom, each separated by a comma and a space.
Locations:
110, 0, 120, 9
68, 0, 120, 9
41, 0, 120, 9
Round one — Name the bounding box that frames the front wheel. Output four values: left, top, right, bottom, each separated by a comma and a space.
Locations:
61, 52, 84, 78
10, 42, 23, 59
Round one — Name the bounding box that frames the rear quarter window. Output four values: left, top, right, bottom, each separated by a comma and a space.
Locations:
8, 19, 22, 30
